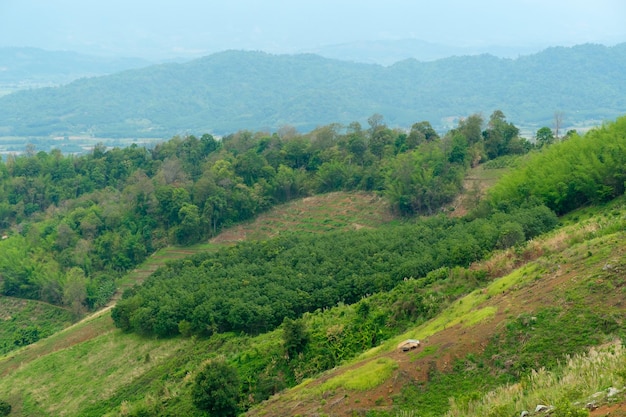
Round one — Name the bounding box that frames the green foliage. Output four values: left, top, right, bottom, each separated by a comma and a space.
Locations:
192, 360, 240, 416
0, 297, 72, 355
112, 204, 556, 338
12, 325, 40, 346
282, 317, 308, 358
496, 221, 525, 249
489, 116, 626, 214
0, 400, 10, 417
383, 141, 465, 216
551, 400, 589, 417
536, 126, 555, 147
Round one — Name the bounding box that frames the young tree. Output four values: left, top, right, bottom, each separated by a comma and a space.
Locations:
535, 126, 555, 148
282, 317, 308, 359
483, 110, 519, 158
63, 267, 88, 318
407, 121, 439, 148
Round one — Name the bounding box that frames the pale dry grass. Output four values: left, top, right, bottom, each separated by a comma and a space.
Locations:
445, 341, 626, 417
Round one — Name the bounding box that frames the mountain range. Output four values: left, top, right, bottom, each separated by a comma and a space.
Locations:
0, 43, 624, 139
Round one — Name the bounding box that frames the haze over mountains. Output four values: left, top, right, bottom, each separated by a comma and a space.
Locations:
303, 38, 545, 66
0, 39, 549, 90
0, 42, 624, 141
0, 48, 153, 94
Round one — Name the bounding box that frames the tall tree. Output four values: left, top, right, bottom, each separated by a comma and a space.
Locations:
536, 126, 555, 148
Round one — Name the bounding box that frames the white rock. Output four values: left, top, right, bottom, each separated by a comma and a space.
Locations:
592, 391, 604, 398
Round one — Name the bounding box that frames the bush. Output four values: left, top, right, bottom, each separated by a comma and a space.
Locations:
192, 360, 240, 417
496, 222, 525, 249
551, 400, 589, 417
0, 400, 10, 416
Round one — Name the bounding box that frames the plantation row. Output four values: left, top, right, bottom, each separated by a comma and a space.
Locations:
112, 205, 558, 337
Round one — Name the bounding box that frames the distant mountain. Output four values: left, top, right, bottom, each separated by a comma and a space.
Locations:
0, 47, 153, 87
0, 43, 624, 138
302, 38, 543, 65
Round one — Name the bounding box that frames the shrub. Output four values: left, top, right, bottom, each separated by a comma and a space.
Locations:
192, 360, 240, 417
0, 400, 10, 417
496, 222, 525, 249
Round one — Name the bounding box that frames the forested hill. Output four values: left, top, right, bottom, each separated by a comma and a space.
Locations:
0, 43, 624, 138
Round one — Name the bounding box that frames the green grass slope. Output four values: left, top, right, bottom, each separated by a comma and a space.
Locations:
0, 297, 73, 356
0, 191, 394, 416
247, 196, 626, 417
0, 137, 623, 417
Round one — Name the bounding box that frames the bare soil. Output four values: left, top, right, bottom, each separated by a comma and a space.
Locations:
247, 252, 583, 417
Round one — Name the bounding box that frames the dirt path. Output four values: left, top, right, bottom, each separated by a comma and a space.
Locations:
247, 248, 594, 417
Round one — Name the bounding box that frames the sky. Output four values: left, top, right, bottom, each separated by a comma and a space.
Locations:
1, 0, 625, 59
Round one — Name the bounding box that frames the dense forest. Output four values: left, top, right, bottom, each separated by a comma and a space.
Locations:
0, 43, 624, 137
111, 204, 558, 337
0, 110, 530, 340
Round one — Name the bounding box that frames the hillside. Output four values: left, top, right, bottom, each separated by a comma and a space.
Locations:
0, 192, 623, 417
0, 116, 624, 416
246, 200, 626, 417
0, 43, 624, 139
0, 190, 396, 415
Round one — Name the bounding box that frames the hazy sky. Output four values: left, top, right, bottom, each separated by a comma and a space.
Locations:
2, 0, 625, 58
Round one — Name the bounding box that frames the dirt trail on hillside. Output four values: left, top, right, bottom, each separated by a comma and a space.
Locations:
246, 255, 592, 417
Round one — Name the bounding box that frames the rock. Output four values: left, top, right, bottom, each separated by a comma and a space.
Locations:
535, 404, 550, 412
586, 402, 598, 410
608, 386, 621, 397
520, 411, 530, 417
592, 391, 604, 398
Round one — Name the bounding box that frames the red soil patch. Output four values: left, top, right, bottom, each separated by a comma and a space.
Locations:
248, 257, 581, 417
590, 403, 626, 416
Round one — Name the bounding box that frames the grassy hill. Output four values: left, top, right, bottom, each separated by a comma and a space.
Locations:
0, 44, 624, 139
0, 190, 396, 416
1, 172, 625, 417
0, 116, 624, 416
247, 198, 626, 416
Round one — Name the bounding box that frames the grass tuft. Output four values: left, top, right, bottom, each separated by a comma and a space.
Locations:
316, 358, 398, 393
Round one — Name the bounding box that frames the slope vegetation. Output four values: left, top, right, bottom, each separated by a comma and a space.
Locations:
0, 191, 395, 416
0, 193, 623, 417
0, 116, 624, 417
247, 197, 626, 416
